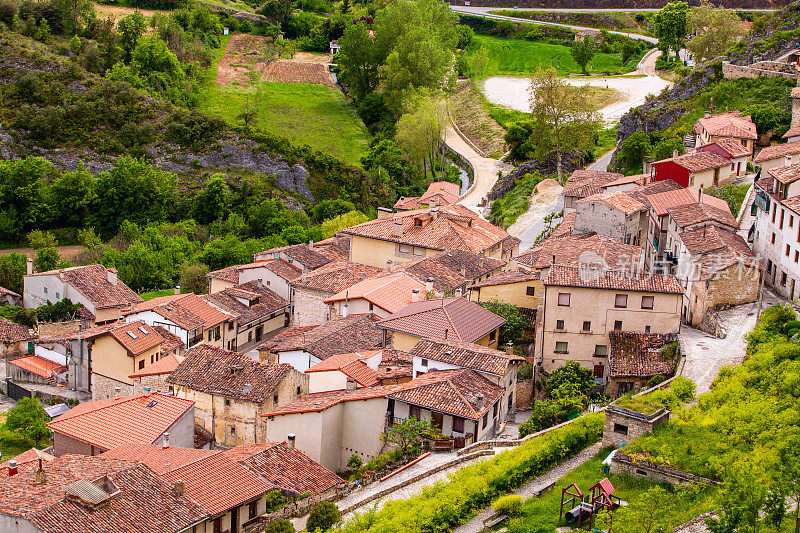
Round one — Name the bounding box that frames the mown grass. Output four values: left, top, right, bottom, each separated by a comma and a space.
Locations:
507, 449, 718, 532
468, 34, 636, 77
704, 182, 751, 217
487, 10, 654, 36
139, 288, 176, 301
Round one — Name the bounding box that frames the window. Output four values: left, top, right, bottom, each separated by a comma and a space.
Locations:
151, 354, 154, 364
493, 403, 498, 419
772, 233, 776, 245
557, 293, 571, 306
369, 302, 374, 312
782, 271, 788, 286
792, 215, 795, 227
248, 331, 253, 342
645, 325, 651, 333
225, 398, 231, 407
228, 322, 234, 331
273, 394, 279, 404
641, 296, 654, 309
787, 244, 792, 257
213, 517, 222, 533
412, 246, 425, 257
614, 294, 628, 308
207, 330, 212, 341
526, 286, 535, 296
613, 423, 629, 436
773, 205, 777, 223
556, 319, 565, 330
138, 360, 145, 370
421, 358, 428, 367
296, 386, 301, 395
55, 292, 59, 300
489, 330, 497, 342
452, 416, 464, 433
795, 251, 798, 263
229, 426, 236, 435
555, 341, 568, 353
409, 405, 421, 420
781, 209, 785, 230
43, 287, 48, 294
689, 175, 694, 186
593, 364, 604, 378
398, 244, 412, 255
482, 412, 488, 428
614, 320, 623, 331
249, 500, 258, 519
594, 345, 607, 357
214, 326, 220, 341
582, 321, 591, 331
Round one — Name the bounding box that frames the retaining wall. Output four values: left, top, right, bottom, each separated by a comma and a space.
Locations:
723, 61, 800, 80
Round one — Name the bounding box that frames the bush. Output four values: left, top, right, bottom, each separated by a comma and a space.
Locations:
165, 111, 226, 149
264, 489, 286, 513
492, 494, 523, 517
264, 519, 294, 533
647, 374, 667, 388
346, 453, 363, 471
306, 501, 341, 532
670, 376, 696, 402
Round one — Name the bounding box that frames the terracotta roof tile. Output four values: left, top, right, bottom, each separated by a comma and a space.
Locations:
398, 249, 506, 293
342, 205, 511, 255
0, 455, 206, 532
202, 281, 289, 326
166, 344, 293, 402
601, 174, 647, 189
654, 151, 730, 172
468, 271, 541, 289
563, 170, 624, 198
609, 331, 677, 377
305, 349, 380, 373
755, 141, 800, 163
207, 259, 302, 284
769, 163, 800, 185
577, 191, 645, 215
377, 297, 505, 343
513, 233, 643, 271
46, 394, 195, 452
263, 386, 397, 416
698, 137, 751, 158
0, 448, 54, 469
306, 350, 381, 386
255, 243, 335, 270
666, 202, 737, 229
784, 124, 800, 139
410, 339, 523, 376
694, 111, 757, 140
395, 181, 460, 210
0, 316, 33, 342
543, 265, 684, 294
109, 320, 164, 356
129, 353, 183, 378
152, 326, 184, 354
262, 314, 387, 360
679, 225, 760, 275
643, 187, 730, 217
551, 211, 576, 238
291, 261, 383, 293
8, 355, 66, 379
324, 273, 428, 313
27, 265, 141, 309
388, 369, 504, 420
397, 257, 469, 293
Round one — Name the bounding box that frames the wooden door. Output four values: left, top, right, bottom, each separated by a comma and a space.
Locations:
431, 412, 444, 431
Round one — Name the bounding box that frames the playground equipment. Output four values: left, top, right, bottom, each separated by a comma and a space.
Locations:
559, 478, 622, 528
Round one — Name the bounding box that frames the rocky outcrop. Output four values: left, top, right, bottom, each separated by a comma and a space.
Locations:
727, 2, 800, 65
489, 150, 584, 200
450, 0, 792, 8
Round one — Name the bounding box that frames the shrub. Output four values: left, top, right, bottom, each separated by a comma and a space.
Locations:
264, 489, 286, 513
346, 453, 363, 471
647, 374, 667, 388
306, 501, 341, 532
670, 376, 696, 402
165, 111, 226, 149
264, 519, 294, 533
492, 494, 523, 517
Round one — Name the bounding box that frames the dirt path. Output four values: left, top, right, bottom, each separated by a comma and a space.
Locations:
0, 245, 84, 261
508, 178, 564, 251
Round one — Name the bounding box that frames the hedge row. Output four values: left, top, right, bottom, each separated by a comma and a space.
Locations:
340, 412, 604, 533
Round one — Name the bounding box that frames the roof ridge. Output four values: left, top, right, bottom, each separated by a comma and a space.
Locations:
159, 449, 225, 474
447, 370, 480, 418
439, 300, 463, 341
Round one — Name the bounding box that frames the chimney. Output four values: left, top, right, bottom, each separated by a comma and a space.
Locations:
386, 259, 393, 272
506, 341, 513, 355
114, 386, 121, 397
8, 460, 17, 476
460, 266, 466, 277
143, 387, 151, 396
704, 111, 711, 118
672, 148, 680, 158
377, 207, 393, 219
411, 289, 420, 302
308, 239, 314, 251
287, 433, 296, 450
334, 233, 340, 245
444, 328, 448, 339
162, 432, 170, 449
173, 480, 185, 496
26, 257, 33, 275
787, 155, 793, 166
552, 254, 556, 265
107, 268, 118, 285
342, 302, 349, 318
476, 394, 484, 412
392, 219, 403, 237
431, 207, 439, 219
174, 285, 180, 295
400, 197, 405, 207
35, 459, 46, 485
425, 277, 434, 292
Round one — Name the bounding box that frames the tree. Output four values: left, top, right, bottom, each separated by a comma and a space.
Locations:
57, 0, 91, 35
617, 130, 652, 171
470, 45, 489, 78
178, 263, 209, 295
381, 417, 435, 456
0, 253, 27, 293
258, 0, 292, 23
306, 501, 341, 533
395, 94, 447, 179
478, 300, 530, 345
334, 22, 383, 101
528, 69, 601, 183
27, 230, 57, 250
595, 486, 675, 533
237, 98, 258, 132
264, 519, 294, 533
653, 2, 688, 61
35, 247, 60, 273
319, 211, 369, 239
4, 397, 50, 444
118, 11, 148, 62
546, 360, 594, 396
571, 38, 596, 75
777, 432, 800, 531
742, 104, 792, 137
311, 199, 356, 223
192, 175, 229, 224
686, 2, 746, 63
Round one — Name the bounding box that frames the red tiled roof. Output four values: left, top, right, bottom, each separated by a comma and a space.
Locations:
225, 442, 343, 495
203, 281, 288, 326
255, 243, 334, 270
27, 264, 141, 309
643, 187, 730, 217
307, 350, 381, 386
698, 137, 751, 158
653, 151, 730, 172
512, 233, 643, 271
784, 124, 800, 139
152, 326, 184, 354
0, 455, 206, 533
0, 316, 32, 342
410, 338, 522, 376
263, 386, 397, 416
129, 353, 183, 378
0, 448, 54, 469
109, 320, 164, 356
324, 273, 428, 313
679, 225, 760, 275
394, 181, 460, 210
601, 173, 647, 189
694, 111, 757, 140
609, 331, 676, 377
8, 355, 66, 379
577, 191, 645, 215
131, 293, 185, 312
543, 265, 684, 294
398, 249, 506, 293
262, 314, 387, 360
563, 170, 624, 198
377, 297, 506, 343
468, 271, 541, 289
166, 344, 293, 402
666, 202, 737, 229
101, 444, 274, 516
755, 140, 800, 163
306, 349, 380, 373
769, 163, 800, 185
388, 369, 504, 420
342, 204, 512, 255
551, 211, 576, 238
46, 394, 194, 452
291, 261, 384, 293
207, 259, 302, 284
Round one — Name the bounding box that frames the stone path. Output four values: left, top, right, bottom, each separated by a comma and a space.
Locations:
452, 442, 603, 533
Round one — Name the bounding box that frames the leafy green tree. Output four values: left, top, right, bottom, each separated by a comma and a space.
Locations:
46, 165, 94, 228
653, 2, 688, 61
57, 0, 92, 34
5, 397, 50, 444
312, 200, 356, 223
686, 1, 746, 63
35, 247, 60, 273
381, 417, 435, 457
178, 263, 209, 295
118, 12, 149, 62
319, 211, 369, 239
264, 518, 294, 533
360, 139, 409, 188
528, 69, 601, 183
776, 432, 800, 530
0, 253, 27, 293
595, 486, 675, 533
192, 175, 230, 225
470, 45, 489, 78
336, 22, 384, 102
306, 501, 341, 533
617, 130, 652, 171
546, 360, 594, 396
258, 0, 292, 23
28, 230, 57, 251
570, 37, 596, 75
477, 300, 529, 345
95, 17, 120, 71
280, 225, 307, 245
395, 94, 447, 179
0, 158, 52, 236
742, 104, 792, 136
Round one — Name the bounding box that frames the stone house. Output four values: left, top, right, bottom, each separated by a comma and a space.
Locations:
377, 297, 506, 352
23, 264, 142, 324
394, 180, 460, 211
260, 313, 388, 372
784, 87, 800, 142
254, 234, 351, 274
0, 286, 21, 307
341, 204, 519, 268
398, 249, 507, 295
537, 265, 683, 380
409, 338, 523, 421
47, 392, 195, 456
206, 258, 301, 299
129, 352, 183, 395
574, 191, 648, 245
167, 344, 308, 447
0, 317, 34, 360
650, 151, 732, 190
606, 331, 677, 397
754, 141, 800, 172
324, 272, 429, 320
561, 169, 625, 213
693, 111, 758, 154
602, 403, 670, 448
696, 137, 751, 177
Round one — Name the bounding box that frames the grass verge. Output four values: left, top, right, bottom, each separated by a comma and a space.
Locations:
139, 288, 176, 301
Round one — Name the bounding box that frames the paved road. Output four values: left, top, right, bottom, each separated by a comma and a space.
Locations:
448, 125, 511, 215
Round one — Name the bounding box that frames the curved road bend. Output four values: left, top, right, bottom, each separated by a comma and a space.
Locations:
448, 125, 511, 215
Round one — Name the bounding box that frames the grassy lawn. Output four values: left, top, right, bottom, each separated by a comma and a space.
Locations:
592, 126, 618, 161
487, 10, 653, 36
507, 449, 717, 532
139, 288, 175, 301
469, 34, 636, 77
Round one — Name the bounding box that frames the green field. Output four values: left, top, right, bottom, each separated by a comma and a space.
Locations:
140, 288, 176, 301
201, 82, 371, 165
469, 34, 635, 77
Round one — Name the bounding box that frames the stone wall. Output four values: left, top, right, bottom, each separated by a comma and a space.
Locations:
611, 453, 717, 486
722, 61, 800, 80
53, 432, 94, 456
292, 287, 331, 326
91, 373, 132, 401
132, 374, 173, 395
515, 379, 534, 410
602, 406, 670, 448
